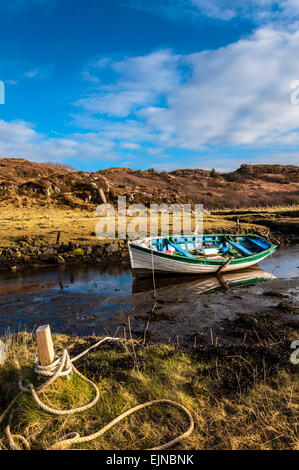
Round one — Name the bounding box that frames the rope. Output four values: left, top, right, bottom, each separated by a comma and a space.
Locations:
49, 399, 194, 451
270, 251, 280, 269
0, 337, 194, 450
151, 247, 157, 300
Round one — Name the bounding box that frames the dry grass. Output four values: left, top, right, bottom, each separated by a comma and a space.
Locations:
211, 204, 299, 214
0, 206, 100, 247
0, 333, 298, 450
0, 205, 270, 248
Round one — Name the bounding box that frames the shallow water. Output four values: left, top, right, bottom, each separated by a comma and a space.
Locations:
259, 245, 299, 279
0, 245, 298, 338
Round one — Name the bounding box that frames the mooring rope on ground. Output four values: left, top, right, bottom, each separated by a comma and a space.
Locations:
0, 336, 194, 450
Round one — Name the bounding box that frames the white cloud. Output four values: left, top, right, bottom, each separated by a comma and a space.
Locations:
0, 59, 53, 85
123, 0, 299, 25
0, 119, 118, 164
2, 20, 299, 170
75, 50, 181, 117
142, 28, 299, 148
82, 70, 100, 84
74, 27, 299, 154
120, 142, 141, 150
24, 67, 52, 79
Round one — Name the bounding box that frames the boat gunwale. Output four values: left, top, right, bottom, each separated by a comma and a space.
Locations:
129, 234, 277, 266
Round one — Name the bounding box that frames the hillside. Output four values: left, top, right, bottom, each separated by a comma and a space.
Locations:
0, 158, 298, 210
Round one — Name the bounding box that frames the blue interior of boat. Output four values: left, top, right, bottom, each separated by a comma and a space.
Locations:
150, 235, 271, 259
168, 241, 194, 258
249, 237, 270, 250
227, 240, 252, 256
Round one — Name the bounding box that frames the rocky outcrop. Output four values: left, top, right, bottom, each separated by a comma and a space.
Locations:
71, 182, 107, 204
0, 158, 298, 210
0, 241, 129, 270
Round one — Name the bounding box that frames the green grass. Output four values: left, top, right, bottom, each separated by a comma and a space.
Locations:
0, 333, 298, 450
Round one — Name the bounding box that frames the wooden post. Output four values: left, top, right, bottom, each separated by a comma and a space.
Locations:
56, 231, 61, 244
36, 324, 55, 366
0, 340, 6, 366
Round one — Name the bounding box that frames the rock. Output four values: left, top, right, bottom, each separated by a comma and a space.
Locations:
0, 182, 18, 192
98, 188, 106, 204
5, 248, 14, 257
84, 246, 92, 256
73, 248, 84, 256
98, 175, 110, 192
276, 302, 297, 313
52, 184, 60, 193
56, 255, 65, 264
40, 246, 55, 260
92, 246, 103, 257
71, 182, 106, 204
105, 242, 119, 254
41, 245, 54, 254
19, 181, 48, 195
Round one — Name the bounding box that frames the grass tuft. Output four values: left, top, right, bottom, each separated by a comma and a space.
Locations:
0, 332, 298, 450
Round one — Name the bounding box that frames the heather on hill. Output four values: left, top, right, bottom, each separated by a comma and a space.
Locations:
0, 158, 298, 210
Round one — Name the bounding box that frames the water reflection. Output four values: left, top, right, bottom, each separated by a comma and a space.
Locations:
133, 267, 276, 295
1, 246, 297, 338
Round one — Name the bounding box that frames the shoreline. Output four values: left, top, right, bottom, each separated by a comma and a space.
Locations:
0, 232, 297, 271
0, 236, 298, 272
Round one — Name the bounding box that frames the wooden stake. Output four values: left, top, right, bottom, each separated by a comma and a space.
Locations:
56, 231, 61, 244
0, 340, 6, 366
36, 324, 55, 366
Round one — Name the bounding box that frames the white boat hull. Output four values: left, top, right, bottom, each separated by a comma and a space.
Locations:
129, 244, 271, 276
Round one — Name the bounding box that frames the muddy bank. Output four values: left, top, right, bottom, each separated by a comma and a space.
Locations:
130, 277, 299, 345
68, 276, 299, 397
0, 268, 298, 346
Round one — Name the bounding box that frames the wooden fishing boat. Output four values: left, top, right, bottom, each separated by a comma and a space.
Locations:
128, 234, 277, 277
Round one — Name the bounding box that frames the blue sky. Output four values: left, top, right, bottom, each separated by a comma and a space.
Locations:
0, 0, 299, 171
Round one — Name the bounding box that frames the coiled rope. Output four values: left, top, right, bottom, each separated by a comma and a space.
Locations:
0, 337, 194, 450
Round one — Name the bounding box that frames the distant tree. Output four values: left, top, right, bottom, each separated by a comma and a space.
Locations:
239, 164, 254, 175
210, 168, 217, 177
148, 168, 159, 175
45, 161, 75, 170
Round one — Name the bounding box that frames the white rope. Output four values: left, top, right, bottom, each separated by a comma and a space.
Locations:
0, 336, 194, 450
270, 251, 280, 269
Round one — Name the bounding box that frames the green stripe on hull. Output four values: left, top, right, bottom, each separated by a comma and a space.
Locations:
131, 238, 276, 267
